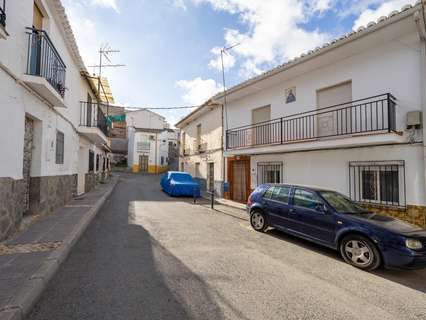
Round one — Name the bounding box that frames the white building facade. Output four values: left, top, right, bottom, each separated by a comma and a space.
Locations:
214, 3, 426, 227
176, 101, 224, 196
0, 0, 111, 240
127, 109, 178, 173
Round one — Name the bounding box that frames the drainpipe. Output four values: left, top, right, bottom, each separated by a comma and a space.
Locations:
414, 4, 426, 224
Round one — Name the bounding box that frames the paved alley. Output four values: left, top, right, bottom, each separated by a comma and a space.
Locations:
27, 173, 426, 320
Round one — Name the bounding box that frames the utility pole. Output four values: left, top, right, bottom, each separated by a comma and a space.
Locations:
220, 43, 240, 132
220, 43, 240, 196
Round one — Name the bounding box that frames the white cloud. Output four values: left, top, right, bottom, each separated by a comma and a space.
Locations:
91, 0, 119, 11
176, 77, 223, 105
193, 0, 331, 78
172, 0, 187, 10
208, 46, 236, 71
353, 0, 416, 30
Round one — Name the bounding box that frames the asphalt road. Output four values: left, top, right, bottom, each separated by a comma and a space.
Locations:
27, 173, 426, 320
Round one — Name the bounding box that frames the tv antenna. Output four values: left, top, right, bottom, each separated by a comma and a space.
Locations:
88, 43, 126, 101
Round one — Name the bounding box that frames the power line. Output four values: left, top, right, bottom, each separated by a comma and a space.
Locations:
113, 105, 197, 110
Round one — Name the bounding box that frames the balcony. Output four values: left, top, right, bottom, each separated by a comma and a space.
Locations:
79, 101, 110, 145
226, 94, 397, 151
0, 1, 5, 28
22, 28, 66, 107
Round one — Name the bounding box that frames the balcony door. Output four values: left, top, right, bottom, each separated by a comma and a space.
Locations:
251, 105, 271, 145
86, 94, 93, 127
316, 82, 352, 138
30, 3, 44, 76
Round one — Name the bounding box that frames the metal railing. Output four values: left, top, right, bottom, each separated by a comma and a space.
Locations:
0, 1, 6, 27
26, 28, 66, 97
80, 102, 109, 137
226, 94, 397, 150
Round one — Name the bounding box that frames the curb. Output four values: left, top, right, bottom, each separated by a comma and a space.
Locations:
0, 177, 119, 320
201, 195, 246, 212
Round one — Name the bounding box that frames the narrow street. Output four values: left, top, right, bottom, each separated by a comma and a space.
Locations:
27, 173, 426, 320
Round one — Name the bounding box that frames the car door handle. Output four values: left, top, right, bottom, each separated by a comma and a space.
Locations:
289, 208, 296, 214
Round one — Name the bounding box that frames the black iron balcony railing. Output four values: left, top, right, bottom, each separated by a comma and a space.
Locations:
0, 1, 6, 27
226, 94, 397, 150
80, 102, 109, 137
26, 28, 66, 97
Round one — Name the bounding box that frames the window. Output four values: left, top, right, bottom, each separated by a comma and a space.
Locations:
293, 188, 323, 211
102, 157, 106, 171
161, 156, 164, 165
263, 186, 290, 204
257, 162, 283, 185
55, 131, 64, 164
195, 162, 201, 178
349, 161, 405, 207
252, 105, 271, 124
89, 150, 94, 172
96, 154, 100, 171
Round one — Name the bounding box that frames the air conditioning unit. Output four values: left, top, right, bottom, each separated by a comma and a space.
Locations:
406, 111, 422, 129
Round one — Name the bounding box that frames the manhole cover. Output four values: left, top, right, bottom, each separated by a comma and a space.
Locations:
0, 241, 62, 255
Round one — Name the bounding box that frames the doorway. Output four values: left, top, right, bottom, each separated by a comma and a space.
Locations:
316, 81, 352, 137
228, 157, 250, 203
23, 117, 34, 214
139, 155, 149, 172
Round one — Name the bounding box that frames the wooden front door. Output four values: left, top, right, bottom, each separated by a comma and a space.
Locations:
230, 159, 250, 203
139, 155, 149, 172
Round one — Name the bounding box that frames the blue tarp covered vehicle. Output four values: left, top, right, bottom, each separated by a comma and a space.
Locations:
161, 171, 201, 197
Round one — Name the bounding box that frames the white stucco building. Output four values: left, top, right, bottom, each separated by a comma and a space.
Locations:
176, 100, 224, 196
208, 2, 426, 227
127, 109, 178, 173
0, 0, 111, 240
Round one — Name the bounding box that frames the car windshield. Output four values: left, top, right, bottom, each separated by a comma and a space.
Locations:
319, 191, 367, 214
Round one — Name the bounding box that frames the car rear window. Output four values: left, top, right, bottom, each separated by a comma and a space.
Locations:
264, 186, 290, 204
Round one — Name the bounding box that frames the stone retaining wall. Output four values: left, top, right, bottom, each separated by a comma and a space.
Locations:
85, 172, 96, 193
362, 204, 426, 228
29, 174, 77, 216
0, 178, 27, 240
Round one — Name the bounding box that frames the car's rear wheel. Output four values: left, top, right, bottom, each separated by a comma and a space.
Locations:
250, 210, 268, 232
340, 235, 381, 271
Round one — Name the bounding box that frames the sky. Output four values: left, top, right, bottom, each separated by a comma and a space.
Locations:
62, 0, 417, 126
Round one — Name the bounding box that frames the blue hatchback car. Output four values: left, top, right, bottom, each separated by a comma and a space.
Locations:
247, 184, 426, 271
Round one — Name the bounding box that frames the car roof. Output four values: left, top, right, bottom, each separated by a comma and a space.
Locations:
261, 183, 335, 193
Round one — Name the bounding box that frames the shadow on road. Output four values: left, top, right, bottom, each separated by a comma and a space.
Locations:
27, 174, 225, 320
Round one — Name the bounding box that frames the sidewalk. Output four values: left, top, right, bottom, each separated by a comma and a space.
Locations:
200, 192, 248, 221
0, 176, 118, 320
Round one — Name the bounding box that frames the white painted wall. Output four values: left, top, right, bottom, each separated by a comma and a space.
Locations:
250, 144, 425, 206
178, 105, 224, 182
127, 130, 175, 169
126, 109, 168, 130
224, 30, 422, 142
0, 0, 104, 180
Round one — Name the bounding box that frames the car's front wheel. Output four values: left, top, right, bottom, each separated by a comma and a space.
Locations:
250, 210, 268, 232
340, 235, 381, 271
